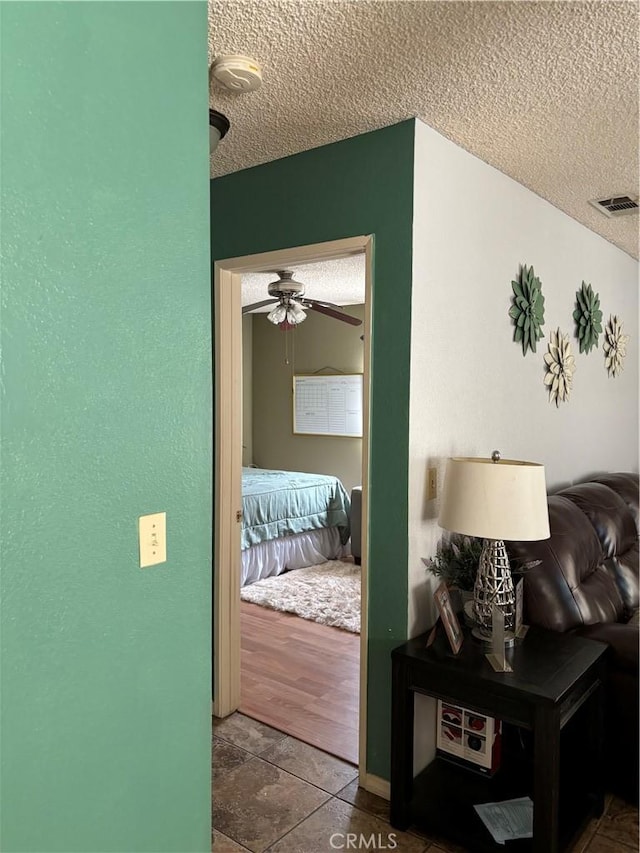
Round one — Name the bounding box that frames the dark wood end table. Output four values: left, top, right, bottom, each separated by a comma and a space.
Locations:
390, 625, 608, 853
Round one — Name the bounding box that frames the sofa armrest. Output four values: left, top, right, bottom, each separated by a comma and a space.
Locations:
578, 621, 639, 675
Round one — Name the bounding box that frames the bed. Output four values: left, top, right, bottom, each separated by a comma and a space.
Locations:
241, 467, 351, 586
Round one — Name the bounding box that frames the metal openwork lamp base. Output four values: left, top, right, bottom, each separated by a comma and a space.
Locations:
472, 538, 516, 647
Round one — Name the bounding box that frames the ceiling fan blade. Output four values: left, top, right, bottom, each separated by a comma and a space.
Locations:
308, 303, 362, 326
242, 299, 279, 314
298, 296, 340, 311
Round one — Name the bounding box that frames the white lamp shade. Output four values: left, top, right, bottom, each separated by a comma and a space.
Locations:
438, 456, 550, 541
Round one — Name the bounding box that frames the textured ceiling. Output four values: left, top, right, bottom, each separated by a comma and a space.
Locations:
208, 0, 639, 259
242, 255, 365, 309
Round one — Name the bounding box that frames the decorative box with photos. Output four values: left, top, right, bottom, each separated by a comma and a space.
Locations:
436, 700, 502, 775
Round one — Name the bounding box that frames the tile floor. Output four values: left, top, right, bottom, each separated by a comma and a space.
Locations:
212, 713, 639, 853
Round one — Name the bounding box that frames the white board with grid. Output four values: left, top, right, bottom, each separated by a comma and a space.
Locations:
293, 374, 363, 437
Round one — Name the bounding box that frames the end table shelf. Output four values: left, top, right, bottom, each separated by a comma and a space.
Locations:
390, 626, 608, 853
410, 759, 531, 852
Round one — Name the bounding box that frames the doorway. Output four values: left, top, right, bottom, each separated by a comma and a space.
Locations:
213, 235, 373, 778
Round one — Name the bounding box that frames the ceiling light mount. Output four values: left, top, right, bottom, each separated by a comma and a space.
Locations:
209, 109, 230, 153
267, 270, 305, 299
210, 55, 262, 92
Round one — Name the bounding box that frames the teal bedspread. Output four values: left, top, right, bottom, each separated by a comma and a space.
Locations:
241, 468, 351, 550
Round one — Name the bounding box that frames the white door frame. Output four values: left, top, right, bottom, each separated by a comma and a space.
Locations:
213, 235, 373, 779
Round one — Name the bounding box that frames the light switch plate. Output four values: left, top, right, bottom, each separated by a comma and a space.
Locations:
427, 467, 438, 500
139, 512, 167, 568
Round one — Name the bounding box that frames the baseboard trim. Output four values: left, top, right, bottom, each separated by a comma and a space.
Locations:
358, 772, 390, 801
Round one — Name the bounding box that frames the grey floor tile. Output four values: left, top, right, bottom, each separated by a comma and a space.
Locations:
585, 832, 636, 852
268, 797, 429, 852
568, 816, 599, 853
212, 829, 251, 851
214, 713, 287, 756
335, 779, 390, 821
212, 756, 329, 853
213, 737, 252, 783
260, 736, 358, 794
596, 795, 639, 849
410, 831, 465, 852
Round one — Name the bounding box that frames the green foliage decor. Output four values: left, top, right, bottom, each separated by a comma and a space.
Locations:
573, 281, 603, 354
423, 534, 483, 591
509, 264, 545, 355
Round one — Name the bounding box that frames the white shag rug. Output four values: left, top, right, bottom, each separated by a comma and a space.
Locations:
240, 560, 361, 633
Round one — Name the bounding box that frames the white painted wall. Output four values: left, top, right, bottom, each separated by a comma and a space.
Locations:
409, 118, 638, 767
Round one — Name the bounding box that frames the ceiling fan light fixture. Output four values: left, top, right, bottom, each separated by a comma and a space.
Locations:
267, 299, 307, 330
287, 301, 307, 324
267, 304, 287, 325
243, 269, 362, 328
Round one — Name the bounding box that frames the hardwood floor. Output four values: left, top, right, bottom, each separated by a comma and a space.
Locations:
239, 601, 360, 764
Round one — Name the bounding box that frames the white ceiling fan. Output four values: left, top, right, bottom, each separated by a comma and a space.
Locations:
242, 270, 362, 330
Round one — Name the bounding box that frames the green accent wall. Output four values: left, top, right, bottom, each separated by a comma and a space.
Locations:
211, 122, 414, 778
0, 3, 211, 851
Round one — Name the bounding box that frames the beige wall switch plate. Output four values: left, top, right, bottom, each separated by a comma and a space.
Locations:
138, 512, 167, 568
427, 467, 438, 501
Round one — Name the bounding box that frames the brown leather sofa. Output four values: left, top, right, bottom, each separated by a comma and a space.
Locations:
507, 472, 639, 802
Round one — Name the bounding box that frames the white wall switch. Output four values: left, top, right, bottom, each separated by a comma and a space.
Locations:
138, 512, 167, 568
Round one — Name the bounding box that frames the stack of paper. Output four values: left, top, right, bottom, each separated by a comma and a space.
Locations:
473, 797, 533, 845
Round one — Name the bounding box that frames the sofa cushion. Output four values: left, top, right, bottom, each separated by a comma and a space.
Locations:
508, 495, 624, 632
558, 481, 639, 611
606, 544, 640, 613
591, 472, 639, 532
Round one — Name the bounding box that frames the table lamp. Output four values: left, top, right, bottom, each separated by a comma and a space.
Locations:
438, 451, 550, 643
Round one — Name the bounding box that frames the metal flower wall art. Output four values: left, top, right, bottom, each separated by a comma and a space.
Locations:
573, 281, 603, 354
544, 328, 576, 406
603, 315, 629, 378
509, 264, 545, 355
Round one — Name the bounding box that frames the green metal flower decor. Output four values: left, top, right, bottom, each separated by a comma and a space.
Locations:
573, 281, 603, 354
509, 264, 545, 355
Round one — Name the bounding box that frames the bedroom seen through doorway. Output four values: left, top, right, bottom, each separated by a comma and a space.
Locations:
238, 257, 364, 763
214, 236, 372, 775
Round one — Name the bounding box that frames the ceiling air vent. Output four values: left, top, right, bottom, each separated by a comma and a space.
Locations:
589, 194, 639, 218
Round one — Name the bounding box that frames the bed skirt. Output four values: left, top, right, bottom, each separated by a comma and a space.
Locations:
241, 527, 349, 586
